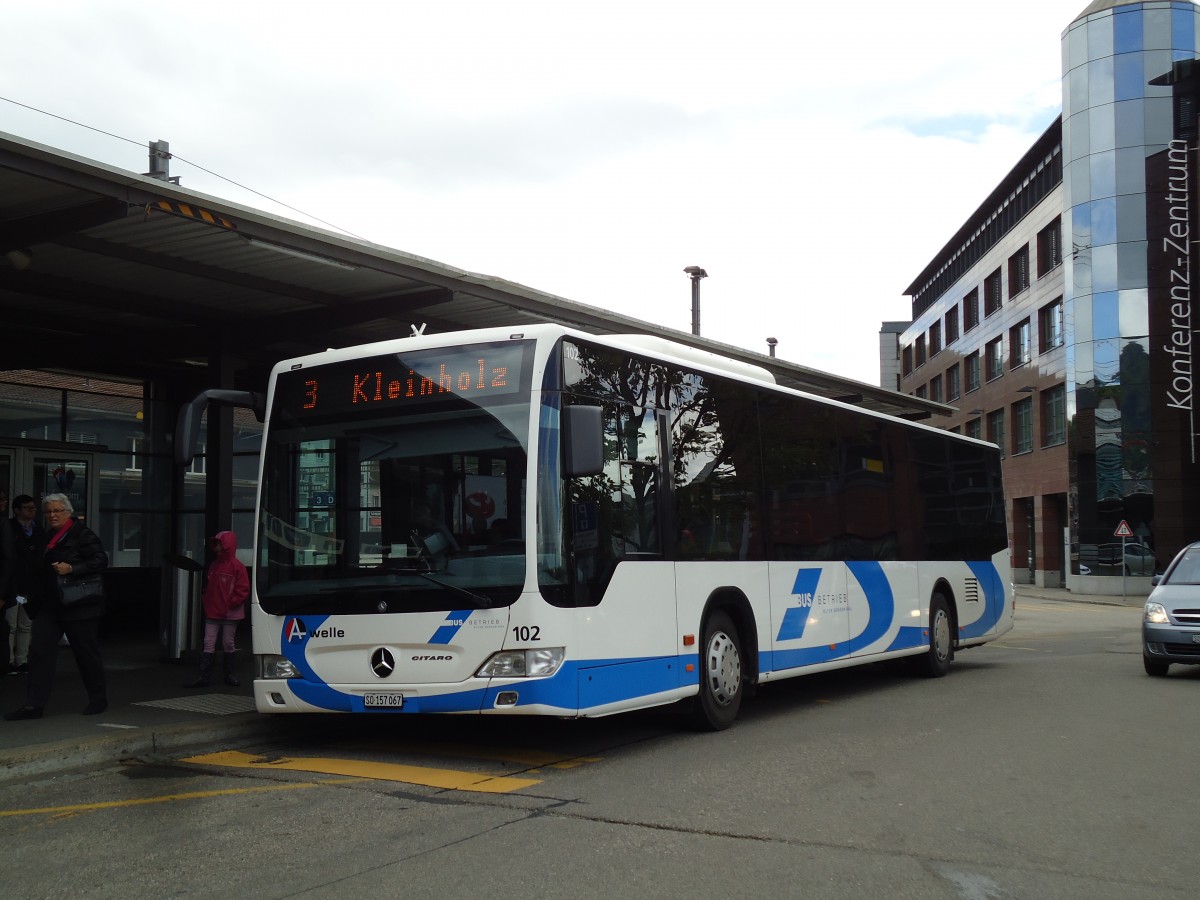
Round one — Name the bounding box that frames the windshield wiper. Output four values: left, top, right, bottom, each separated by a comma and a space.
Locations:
417, 572, 492, 608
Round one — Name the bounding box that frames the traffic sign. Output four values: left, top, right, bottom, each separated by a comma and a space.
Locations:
1114, 520, 1134, 538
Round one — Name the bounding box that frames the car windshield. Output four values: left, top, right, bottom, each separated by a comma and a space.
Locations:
1166, 547, 1200, 584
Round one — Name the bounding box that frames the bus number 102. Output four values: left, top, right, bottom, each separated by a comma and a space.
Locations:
512, 626, 541, 642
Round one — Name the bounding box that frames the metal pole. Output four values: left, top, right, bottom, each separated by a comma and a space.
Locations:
1122, 534, 1127, 601
683, 267, 707, 336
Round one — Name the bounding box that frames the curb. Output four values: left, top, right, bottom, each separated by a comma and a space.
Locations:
0, 713, 282, 785
1015, 590, 1145, 609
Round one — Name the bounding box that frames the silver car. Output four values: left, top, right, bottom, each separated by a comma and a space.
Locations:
1143, 541, 1200, 676
1098, 542, 1157, 575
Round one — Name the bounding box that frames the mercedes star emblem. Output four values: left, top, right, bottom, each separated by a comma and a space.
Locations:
370, 648, 395, 678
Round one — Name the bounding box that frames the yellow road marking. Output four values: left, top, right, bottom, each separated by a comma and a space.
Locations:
183, 750, 542, 793
343, 741, 602, 770
0, 780, 336, 818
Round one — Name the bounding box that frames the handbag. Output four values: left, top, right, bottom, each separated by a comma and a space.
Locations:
58, 572, 105, 607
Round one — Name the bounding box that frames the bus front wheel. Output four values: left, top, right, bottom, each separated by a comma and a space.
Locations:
693, 610, 744, 730
917, 593, 954, 678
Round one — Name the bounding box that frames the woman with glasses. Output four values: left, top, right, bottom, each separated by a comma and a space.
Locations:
5, 493, 109, 720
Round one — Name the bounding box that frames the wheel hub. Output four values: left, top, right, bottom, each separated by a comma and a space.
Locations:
707, 631, 741, 705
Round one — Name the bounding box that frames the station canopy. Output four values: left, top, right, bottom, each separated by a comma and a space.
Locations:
0, 131, 944, 419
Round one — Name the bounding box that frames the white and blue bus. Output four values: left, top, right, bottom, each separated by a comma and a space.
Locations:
209, 324, 1011, 729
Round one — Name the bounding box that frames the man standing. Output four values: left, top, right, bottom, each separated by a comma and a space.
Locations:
0, 490, 11, 675
5, 495, 41, 674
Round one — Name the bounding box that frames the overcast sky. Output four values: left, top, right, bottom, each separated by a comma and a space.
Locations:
1, 0, 1095, 385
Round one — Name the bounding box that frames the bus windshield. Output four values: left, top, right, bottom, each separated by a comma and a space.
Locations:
256, 340, 533, 615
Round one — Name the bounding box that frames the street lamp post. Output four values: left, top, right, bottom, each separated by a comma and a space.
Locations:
683, 266, 707, 335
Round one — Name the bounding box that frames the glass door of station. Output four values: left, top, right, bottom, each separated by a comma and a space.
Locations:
0, 446, 98, 526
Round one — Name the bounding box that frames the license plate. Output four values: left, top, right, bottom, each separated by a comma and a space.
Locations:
363, 692, 405, 709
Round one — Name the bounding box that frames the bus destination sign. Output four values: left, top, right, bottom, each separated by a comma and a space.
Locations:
282, 342, 529, 418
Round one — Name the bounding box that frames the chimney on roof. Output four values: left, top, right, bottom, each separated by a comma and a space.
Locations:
146, 139, 177, 182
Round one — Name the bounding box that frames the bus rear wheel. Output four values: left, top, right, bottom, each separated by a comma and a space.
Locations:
916, 593, 953, 678
692, 610, 744, 730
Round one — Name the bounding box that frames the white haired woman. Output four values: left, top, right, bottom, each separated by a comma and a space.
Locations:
5, 493, 109, 720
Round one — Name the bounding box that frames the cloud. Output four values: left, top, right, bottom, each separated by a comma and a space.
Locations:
0, 0, 1096, 384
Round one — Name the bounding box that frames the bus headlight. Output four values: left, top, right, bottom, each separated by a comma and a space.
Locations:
257, 654, 301, 679
477, 647, 565, 678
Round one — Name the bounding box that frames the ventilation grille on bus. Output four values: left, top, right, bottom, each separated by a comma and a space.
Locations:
965, 578, 980, 603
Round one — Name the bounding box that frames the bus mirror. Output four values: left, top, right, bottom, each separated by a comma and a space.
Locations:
175, 389, 266, 466
563, 405, 603, 477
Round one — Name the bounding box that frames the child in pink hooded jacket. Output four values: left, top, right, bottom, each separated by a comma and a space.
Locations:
185, 531, 249, 688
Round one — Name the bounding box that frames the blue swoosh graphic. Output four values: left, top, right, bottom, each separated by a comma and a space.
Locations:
846, 560, 894, 653
279, 561, 1008, 713
280, 615, 358, 710
961, 561, 1003, 638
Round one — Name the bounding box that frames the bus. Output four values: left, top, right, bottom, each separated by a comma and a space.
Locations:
179, 323, 1012, 729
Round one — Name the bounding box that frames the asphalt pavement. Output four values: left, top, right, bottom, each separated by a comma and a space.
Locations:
0, 584, 1148, 784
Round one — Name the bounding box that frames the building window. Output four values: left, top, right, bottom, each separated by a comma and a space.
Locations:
1008, 246, 1030, 298
1037, 217, 1062, 276
984, 269, 1003, 316
929, 321, 942, 357
985, 337, 1004, 381
902, 344, 913, 376
945, 306, 959, 346
1039, 298, 1064, 352
1012, 397, 1033, 454
1010, 318, 1031, 369
987, 409, 1006, 457
915, 334, 926, 368
966, 418, 983, 440
929, 373, 943, 403
965, 352, 981, 392
946, 364, 961, 402
1042, 385, 1066, 446
964, 288, 980, 331
916, 384, 928, 399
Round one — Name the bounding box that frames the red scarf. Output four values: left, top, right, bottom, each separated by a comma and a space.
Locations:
46, 520, 74, 549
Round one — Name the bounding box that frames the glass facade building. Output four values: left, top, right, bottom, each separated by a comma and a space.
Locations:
1063, 0, 1200, 576
898, 1, 1200, 590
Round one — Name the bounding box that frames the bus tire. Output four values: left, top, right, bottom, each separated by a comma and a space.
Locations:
692, 610, 744, 730
918, 592, 953, 678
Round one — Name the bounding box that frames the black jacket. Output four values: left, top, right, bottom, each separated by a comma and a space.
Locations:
6, 517, 44, 605
38, 519, 108, 621
0, 514, 12, 606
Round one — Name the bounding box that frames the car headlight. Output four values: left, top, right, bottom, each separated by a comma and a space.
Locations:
257, 654, 301, 679
476, 647, 565, 678
1144, 602, 1170, 625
